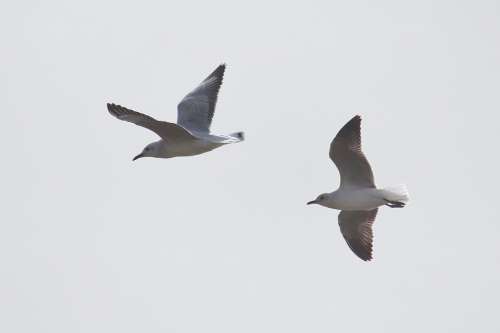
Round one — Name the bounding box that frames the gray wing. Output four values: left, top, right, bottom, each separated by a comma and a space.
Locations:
329, 115, 375, 189
108, 103, 194, 142
338, 209, 378, 261
177, 64, 225, 133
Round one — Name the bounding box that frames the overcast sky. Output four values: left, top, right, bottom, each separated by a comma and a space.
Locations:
2, 0, 500, 332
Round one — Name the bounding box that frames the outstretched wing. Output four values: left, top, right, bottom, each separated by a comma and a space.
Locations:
108, 103, 194, 142
177, 64, 226, 133
338, 209, 378, 261
329, 115, 375, 189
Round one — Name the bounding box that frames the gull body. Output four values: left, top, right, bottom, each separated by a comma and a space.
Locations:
307, 115, 409, 261
108, 64, 244, 160
142, 138, 220, 159
318, 188, 387, 211
143, 132, 241, 159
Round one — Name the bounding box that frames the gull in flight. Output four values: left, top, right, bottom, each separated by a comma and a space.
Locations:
108, 64, 244, 160
307, 116, 409, 261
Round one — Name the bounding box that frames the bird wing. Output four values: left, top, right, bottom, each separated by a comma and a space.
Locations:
108, 103, 194, 142
338, 209, 378, 261
329, 115, 375, 189
177, 64, 226, 133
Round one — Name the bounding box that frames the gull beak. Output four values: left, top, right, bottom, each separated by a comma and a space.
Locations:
132, 153, 143, 161
307, 200, 318, 205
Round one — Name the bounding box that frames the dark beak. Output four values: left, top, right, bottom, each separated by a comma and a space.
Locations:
307, 200, 317, 205
132, 153, 143, 161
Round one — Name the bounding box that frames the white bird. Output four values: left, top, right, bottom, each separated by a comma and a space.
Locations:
108, 64, 244, 160
307, 115, 409, 261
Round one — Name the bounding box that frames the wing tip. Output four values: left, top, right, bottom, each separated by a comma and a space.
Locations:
107, 102, 124, 117
352, 246, 373, 261
208, 63, 226, 82
349, 114, 362, 126
350, 240, 373, 261
214, 63, 226, 80
335, 114, 362, 141
107, 102, 118, 109
107, 102, 117, 116
107, 102, 128, 119
344, 115, 362, 127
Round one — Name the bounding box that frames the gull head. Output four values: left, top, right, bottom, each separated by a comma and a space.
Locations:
307, 193, 330, 206
133, 142, 161, 161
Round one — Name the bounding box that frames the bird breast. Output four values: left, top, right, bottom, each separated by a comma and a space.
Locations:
160, 139, 221, 157
327, 188, 384, 211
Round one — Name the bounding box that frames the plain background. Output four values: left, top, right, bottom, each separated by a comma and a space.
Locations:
2, 0, 500, 332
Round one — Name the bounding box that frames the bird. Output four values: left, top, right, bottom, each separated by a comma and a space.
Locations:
107, 64, 244, 160
307, 115, 409, 261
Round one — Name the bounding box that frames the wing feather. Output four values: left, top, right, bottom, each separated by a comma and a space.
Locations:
177, 64, 225, 132
108, 103, 194, 142
329, 115, 375, 188
338, 209, 378, 261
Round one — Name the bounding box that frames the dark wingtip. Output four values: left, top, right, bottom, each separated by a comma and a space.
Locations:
355, 249, 373, 261
344, 241, 374, 262
215, 63, 226, 78
348, 115, 362, 126
107, 103, 118, 116
335, 114, 362, 140
210, 63, 226, 81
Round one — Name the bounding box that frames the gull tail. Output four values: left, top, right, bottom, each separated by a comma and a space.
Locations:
379, 184, 409, 208
229, 131, 245, 142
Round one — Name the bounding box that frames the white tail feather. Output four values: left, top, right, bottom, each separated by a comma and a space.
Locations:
380, 184, 410, 203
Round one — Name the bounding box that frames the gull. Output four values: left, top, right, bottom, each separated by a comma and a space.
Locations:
107, 64, 244, 160
307, 115, 409, 261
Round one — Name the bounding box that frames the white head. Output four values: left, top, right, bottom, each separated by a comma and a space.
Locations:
133, 141, 162, 161
307, 193, 331, 207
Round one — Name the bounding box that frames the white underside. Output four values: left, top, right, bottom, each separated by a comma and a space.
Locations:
323, 188, 385, 211
321, 185, 409, 211
156, 132, 243, 158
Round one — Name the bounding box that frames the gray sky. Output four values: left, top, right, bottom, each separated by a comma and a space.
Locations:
2, 0, 500, 332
